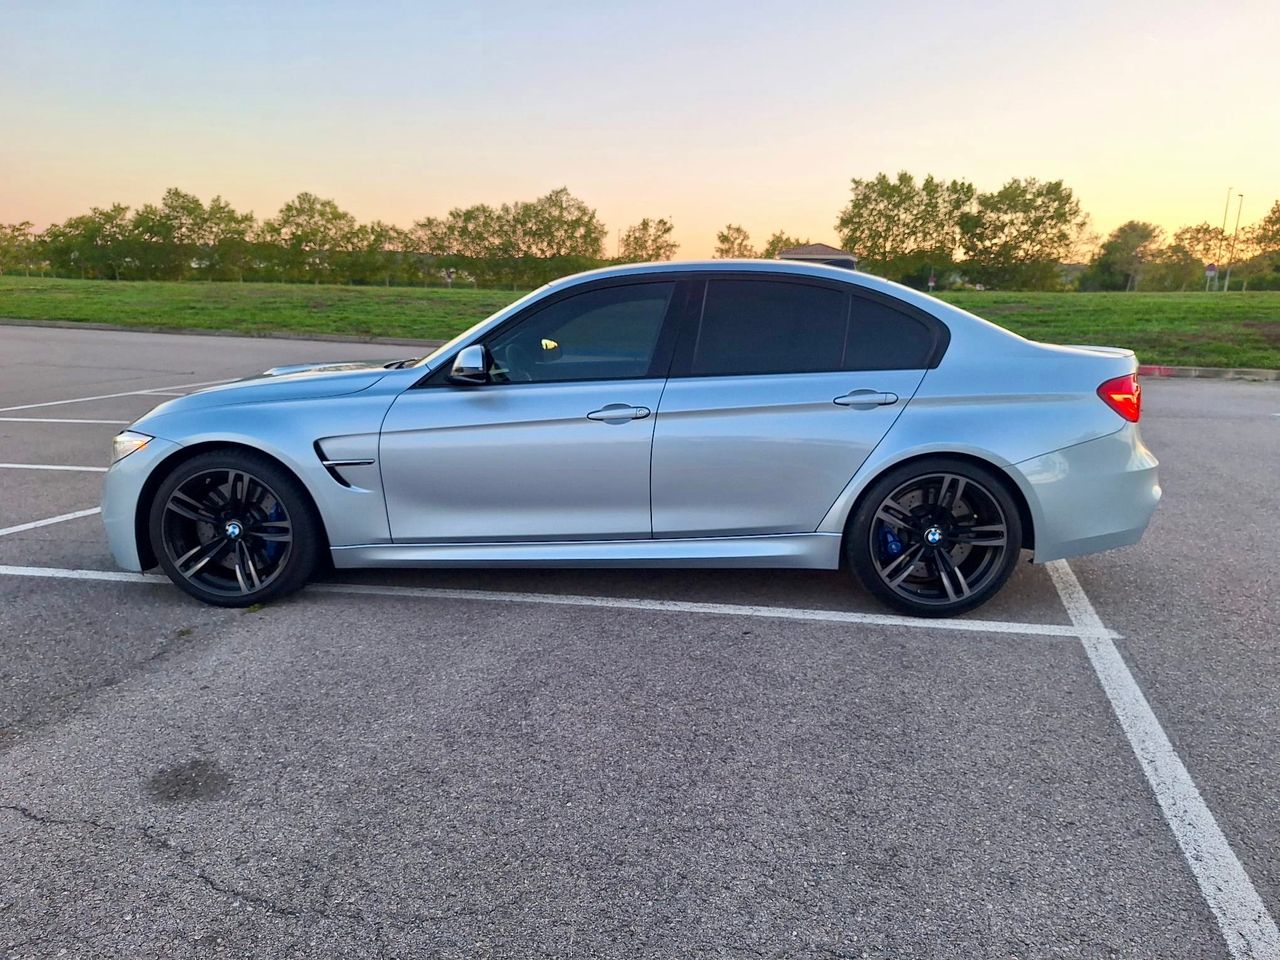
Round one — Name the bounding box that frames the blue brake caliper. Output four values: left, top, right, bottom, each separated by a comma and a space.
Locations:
260, 502, 287, 564
879, 525, 904, 562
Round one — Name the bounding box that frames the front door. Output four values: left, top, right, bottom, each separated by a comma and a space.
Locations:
380, 279, 679, 543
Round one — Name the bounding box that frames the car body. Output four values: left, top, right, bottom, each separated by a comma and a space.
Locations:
102, 259, 1160, 615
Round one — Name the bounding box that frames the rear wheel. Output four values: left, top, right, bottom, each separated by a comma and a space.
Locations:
148, 451, 321, 607
847, 458, 1023, 617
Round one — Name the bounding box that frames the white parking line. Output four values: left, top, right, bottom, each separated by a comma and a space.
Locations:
310, 580, 1111, 638
0, 563, 1111, 640
0, 508, 101, 538
1047, 560, 1280, 960
0, 378, 237, 413
0, 417, 131, 425
0, 463, 108, 473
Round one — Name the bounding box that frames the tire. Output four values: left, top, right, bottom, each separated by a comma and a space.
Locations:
846, 457, 1023, 618
148, 450, 322, 608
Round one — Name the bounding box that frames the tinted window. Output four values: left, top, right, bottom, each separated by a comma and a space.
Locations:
846, 297, 937, 370
690, 279, 848, 376
486, 282, 674, 383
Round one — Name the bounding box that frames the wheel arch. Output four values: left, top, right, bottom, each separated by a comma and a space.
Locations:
134, 441, 331, 570
833, 450, 1036, 558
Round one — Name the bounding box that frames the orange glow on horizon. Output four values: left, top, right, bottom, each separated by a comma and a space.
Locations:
2, 1, 1276, 258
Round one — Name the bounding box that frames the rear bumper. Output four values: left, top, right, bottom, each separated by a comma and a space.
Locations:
1013, 423, 1160, 563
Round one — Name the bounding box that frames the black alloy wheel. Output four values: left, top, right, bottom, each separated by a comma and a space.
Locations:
848, 458, 1023, 617
149, 451, 320, 607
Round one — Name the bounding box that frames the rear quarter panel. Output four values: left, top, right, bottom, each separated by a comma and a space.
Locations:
816, 303, 1139, 536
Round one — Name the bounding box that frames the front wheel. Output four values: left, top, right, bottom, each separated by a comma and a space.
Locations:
847, 458, 1023, 617
148, 451, 321, 607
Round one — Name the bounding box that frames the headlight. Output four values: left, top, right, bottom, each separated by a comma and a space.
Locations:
111, 430, 153, 463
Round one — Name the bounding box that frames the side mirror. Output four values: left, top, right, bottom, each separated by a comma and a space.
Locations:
448, 344, 491, 385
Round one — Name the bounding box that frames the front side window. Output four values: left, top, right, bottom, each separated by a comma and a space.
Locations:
690, 279, 849, 377
486, 282, 675, 383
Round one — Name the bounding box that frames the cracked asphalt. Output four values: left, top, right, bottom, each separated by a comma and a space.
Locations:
1, 324, 1278, 959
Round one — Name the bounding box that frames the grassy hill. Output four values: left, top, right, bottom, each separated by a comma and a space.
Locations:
1, 276, 1277, 368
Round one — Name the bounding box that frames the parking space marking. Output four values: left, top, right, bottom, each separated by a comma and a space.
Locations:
0, 417, 131, 424
310, 580, 1108, 638
0, 463, 108, 473
1048, 560, 1280, 960
0, 378, 238, 413
0, 562, 1110, 640
0, 508, 101, 538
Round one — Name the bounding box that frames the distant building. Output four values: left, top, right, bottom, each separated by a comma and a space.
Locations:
776, 242, 858, 271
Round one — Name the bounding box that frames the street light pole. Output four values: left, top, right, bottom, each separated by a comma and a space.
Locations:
1222, 194, 1244, 292
1217, 186, 1232, 270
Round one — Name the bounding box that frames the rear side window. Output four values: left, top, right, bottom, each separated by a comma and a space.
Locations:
846, 296, 937, 370
690, 279, 848, 376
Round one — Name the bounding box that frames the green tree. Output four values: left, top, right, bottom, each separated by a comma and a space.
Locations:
1141, 244, 1202, 291
41, 205, 134, 279
127, 188, 221, 280
714, 224, 756, 258
959, 178, 1085, 289
202, 196, 257, 280
1250, 200, 1280, 254
510, 187, 606, 258
618, 218, 677, 262
836, 172, 974, 282
0, 222, 36, 275
760, 231, 809, 259
1079, 221, 1163, 291
340, 220, 412, 286
260, 193, 357, 283
1230, 201, 1280, 288
410, 190, 610, 288
1172, 222, 1227, 267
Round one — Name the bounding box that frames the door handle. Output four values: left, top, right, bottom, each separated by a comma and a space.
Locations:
833, 389, 898, 408
587, 403, 651, 423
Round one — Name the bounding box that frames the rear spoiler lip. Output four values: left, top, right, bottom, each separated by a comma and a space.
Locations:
1058, 344, 1136, 359
1025, 341, 1139, 371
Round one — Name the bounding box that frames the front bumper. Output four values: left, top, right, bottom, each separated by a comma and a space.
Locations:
1014, 423, 1161, 563
101, 437, 182, 572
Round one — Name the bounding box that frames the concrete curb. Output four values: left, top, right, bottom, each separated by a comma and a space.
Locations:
1137, 364, 1280, 382
0, 317, 446, 350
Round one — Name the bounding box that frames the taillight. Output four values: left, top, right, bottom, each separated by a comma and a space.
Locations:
1097, 374, 1141, 422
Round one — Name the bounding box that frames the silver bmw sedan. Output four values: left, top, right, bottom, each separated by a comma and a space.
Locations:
102, 260, 1160, 617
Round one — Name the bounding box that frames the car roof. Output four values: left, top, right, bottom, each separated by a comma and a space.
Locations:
541, 259, 946, 313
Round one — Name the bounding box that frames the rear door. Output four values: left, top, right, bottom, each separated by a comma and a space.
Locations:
650, 276, 939, 537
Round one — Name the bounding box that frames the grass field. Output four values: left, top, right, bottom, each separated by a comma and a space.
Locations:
0, 276, 516, 343
940, 290, 1280, 369
1, 276, 1277, 368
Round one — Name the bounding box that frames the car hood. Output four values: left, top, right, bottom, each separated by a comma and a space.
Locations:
131, 361, 394, 428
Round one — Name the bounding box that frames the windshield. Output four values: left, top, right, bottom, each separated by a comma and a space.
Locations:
413, 284, 553, 368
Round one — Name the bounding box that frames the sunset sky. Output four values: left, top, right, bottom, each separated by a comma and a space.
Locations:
2, 0, 1277, 257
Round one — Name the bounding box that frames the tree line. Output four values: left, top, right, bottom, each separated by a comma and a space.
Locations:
2, 177, 1279, 291
0, 188, 678, 289
718, 173, 1280, 291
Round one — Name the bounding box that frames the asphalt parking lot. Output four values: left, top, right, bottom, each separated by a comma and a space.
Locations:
1, 322, 1278, 959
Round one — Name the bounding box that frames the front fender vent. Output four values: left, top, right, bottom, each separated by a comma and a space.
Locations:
313, 440, 375, 489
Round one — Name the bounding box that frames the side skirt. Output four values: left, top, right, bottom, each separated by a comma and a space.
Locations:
330, 533, 843, 570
